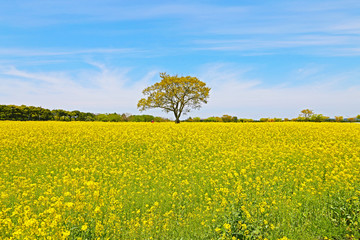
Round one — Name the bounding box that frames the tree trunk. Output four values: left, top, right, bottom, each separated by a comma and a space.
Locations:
174, 111, 180, 124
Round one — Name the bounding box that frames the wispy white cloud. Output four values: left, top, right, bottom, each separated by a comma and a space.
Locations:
0, 1, 247, 26
197, 63, 360, 119
192, 30, 360, 56
319, 48, 360, 56
185, 1, 360, 55
194, 36, 346, 50
0, 48, 139, 57
0, 63, 158, 113
282, 0, 360, 12
295, 65, 325, 80
1, 1, 360, 57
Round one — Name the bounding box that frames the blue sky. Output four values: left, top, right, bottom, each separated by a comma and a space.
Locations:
1, 0, 359, 119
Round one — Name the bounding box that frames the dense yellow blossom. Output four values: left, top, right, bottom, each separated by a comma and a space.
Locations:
0, 122, 359, 239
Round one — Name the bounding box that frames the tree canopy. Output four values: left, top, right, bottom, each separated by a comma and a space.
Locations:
137, 73, 210, 123
300, 109, 314, 119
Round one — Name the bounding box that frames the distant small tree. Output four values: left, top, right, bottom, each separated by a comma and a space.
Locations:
185, 117, 193, 122
193, 117, 201, 122
215, 117, 223, 122
300, 109, 314, 120
138, 73, 210, 123
203, 117, 218, 122
348, 117, 356, 123
221, 114, 233, 122
335, 116, 344, 122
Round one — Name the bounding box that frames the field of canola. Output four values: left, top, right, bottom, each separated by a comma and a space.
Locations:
0, 121, 360, 240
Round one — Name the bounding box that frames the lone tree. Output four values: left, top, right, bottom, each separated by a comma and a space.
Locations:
137, 73, 210, 123
300, 109, 314, 119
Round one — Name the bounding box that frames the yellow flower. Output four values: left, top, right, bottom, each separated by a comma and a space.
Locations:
81, 224, 88, 231
62, 230, 71, 238
94, 206, 101, 213
223, 223, 231, 230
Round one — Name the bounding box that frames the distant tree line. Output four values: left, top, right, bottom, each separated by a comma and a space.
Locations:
1, 105, 359, 123
186, 109, 360, 123
0, 105, 169, 122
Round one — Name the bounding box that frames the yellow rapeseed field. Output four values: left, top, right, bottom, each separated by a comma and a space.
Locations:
0, 122, 359, 239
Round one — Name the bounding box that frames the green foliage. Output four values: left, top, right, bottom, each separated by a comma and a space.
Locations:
97, 113, 123, 122
129, 115, 155, 122
96, 114, 110, 122
203, 116, 222, 122
238, 118, 254, 122
138, 73, 210, 123
0, 105, 167, 122
310, 114, 329, 122
154, 116, 169, 122
217, 204, 265, 240
221, 115, 238, 122
328, 193, 360, 239
0, 105, 53, 121
70, 110, 81, 121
